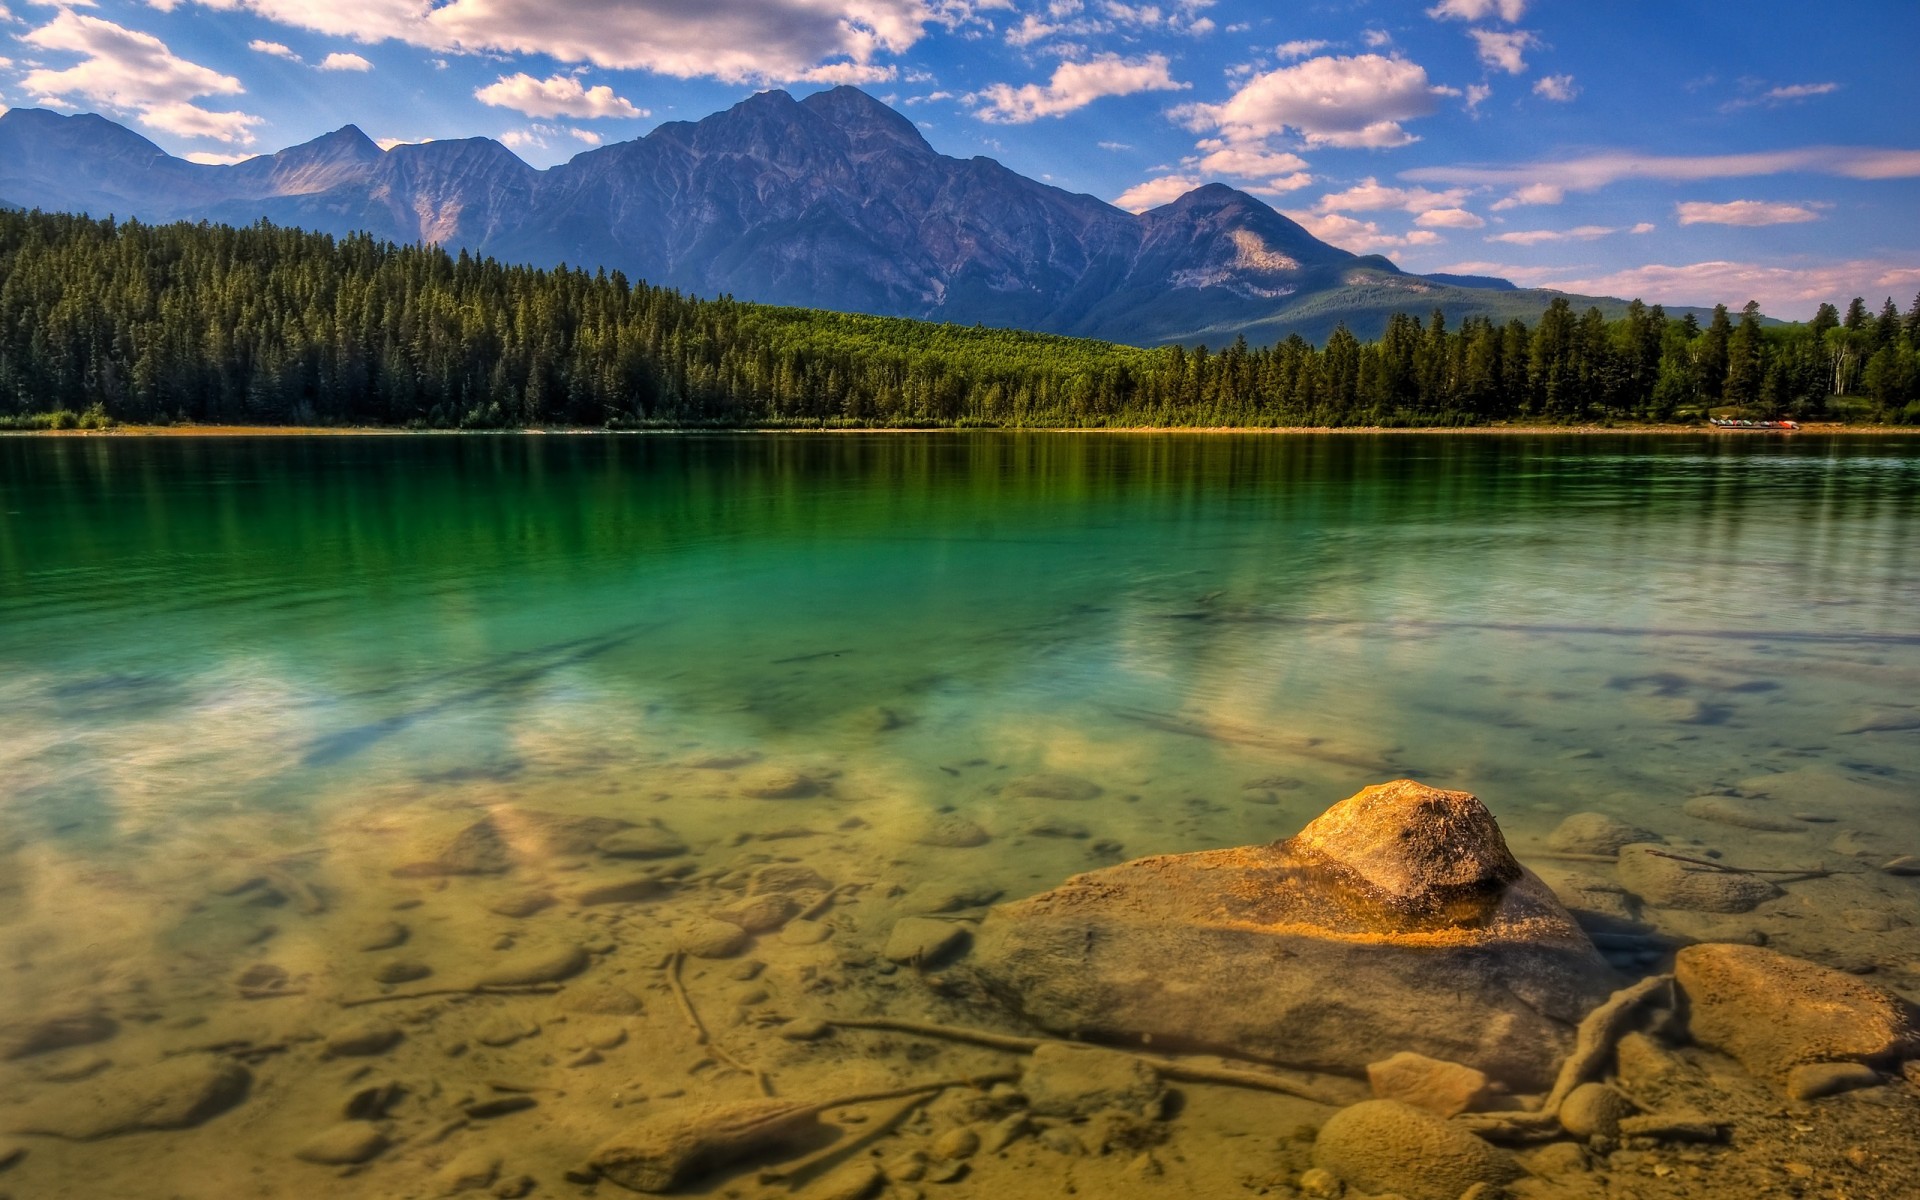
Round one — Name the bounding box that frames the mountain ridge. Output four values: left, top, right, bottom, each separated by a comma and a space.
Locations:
0, 89, 1706, 345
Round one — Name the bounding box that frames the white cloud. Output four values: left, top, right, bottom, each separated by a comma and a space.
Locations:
1765, 81, 1837, 102
1244, 173, 1313, 196
377, 135, 432, 150
248, 39, 300, 61
1468, 28, 1535, 75
1314, 176, 1468, 214
174, 0, 943, 85
1097, 140, 1132, 150
22, 11, 263, 144
1490, 182, 1562, 209
318, 52, 372, 72
185, 149, 256, 165
1415, 207, 1484, 229
973, 53, 1185, 123
1183, 54, 1445, 150
1361, 29, 1392, 48
1463, 82, 1490, 113
1191, 141, 1308, 179
1114, 174, 1202, 212
1464, 260, 1920, 321
1285, 209, 1443, 253
797, 61, 898, 85
1674, 200, 1823, 227
501, 121, 610, 153
1427, 0, 1527, 21
474, 72, 645, 119
1532, 73, 1576, 101
1404, 146, 1920, 192
569, 127, 602, 144
1485, 225, 1618, 245
1629, 222, 1655, 234
1274, 39, 1327, 60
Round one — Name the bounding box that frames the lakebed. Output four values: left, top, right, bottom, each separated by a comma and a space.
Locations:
0, 432, 1916, 1198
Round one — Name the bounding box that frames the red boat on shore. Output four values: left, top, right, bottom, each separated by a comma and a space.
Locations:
1709, 418, 1799, 430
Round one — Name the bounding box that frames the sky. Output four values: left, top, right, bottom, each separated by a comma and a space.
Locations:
2, 0, 1917, 319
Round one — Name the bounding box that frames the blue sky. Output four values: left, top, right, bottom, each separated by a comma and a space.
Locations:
2, 0, 1916, 318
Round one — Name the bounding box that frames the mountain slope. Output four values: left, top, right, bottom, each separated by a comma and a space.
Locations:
0, 90, 1693, 345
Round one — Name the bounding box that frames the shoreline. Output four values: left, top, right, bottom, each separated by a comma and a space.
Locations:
7, 422, 1916, 438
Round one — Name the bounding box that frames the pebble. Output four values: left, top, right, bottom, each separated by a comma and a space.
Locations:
0, 1142, 24, 1172
740, 770, 822, 800
933, 1127, 979, 1160
294, 1122, 389, 1165
435, 1148, 502, 1193
465, 1094, 539, 1119
1311, 1100, 1520, 1200
1615, 844, 1781, 912
1020, 817, 1091, 839
979, 1113, 1030, 1154
342, 1081, 404, 1120
1545, 812, 1662, 856
1037, 1128, 1085, 1156
710, 894, 799, 933
598, 828, 690, 859
1364, 1051, 1490, 1118
1020, 1043, 1163, 1118
1558, 1082, 1634, 1139
476, 944, 589, 987
0, 1010, 118, 1061
676, 918, 750, 959
474, 1016, 540, 1047
1001, 773, 1102, 801
1681, 796, 1806, 833
779, 1019, 832, 1041
913, 815, 991, 849
884, 1151, 927, 1182
779, 919, 833, 946
1526, 1142, 1591, 1177
1785, 1062, 1883, 1101
489, 890, 556, 919
918, 885, 1003, 914
573, 876, 666, 906
1297, 1167, 1344, 1198
884, 918, 971, 967
357, 921, 410, 951
326, 1022, 404, 1057
374, 959, 433, 985
808, 1159, 881, 1200
749, 864, 832, 895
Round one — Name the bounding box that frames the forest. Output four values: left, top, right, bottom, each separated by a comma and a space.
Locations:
1, 209, 1916, 429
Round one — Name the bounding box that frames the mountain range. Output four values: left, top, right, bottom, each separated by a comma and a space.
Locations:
0, 88, 1690, 345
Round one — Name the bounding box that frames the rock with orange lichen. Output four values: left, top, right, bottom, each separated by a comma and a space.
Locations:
967, 780, 1613, 1089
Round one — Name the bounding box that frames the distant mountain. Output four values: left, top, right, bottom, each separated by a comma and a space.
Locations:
0, 90, 1699, 345
1424, 272, 1517, 291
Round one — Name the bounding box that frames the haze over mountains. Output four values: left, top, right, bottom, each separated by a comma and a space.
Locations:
0, 87, 1690, 345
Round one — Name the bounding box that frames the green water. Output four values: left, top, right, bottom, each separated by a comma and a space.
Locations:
0, 432, 1916, 1197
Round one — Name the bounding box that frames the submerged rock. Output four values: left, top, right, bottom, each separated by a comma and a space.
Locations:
1311, 1100, 1519, 1200
12, 1057, 250, 1139
0, 1010, 117, 1061
1546, 812, 1662, 856
1681, 796, 1806, 833
294, 1121, 389, 1165
1001, 773, 1102, 801
1675, 943, 1920, 1083
1615, 844, 1780, 913
968, 780, 1614, 1089
1020, 1043, 1164, 1118
1364, 1051, 1491, 1117
476, 944, 590, 987
393, 809, 632, 876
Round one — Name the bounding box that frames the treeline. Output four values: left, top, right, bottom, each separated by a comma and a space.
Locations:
1, 209, 1916, 429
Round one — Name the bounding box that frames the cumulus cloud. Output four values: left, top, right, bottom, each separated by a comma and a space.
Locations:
1184, 54, 1446, 150
1314, 177, 1468, 214
1764, 81, 1838, 102
475, 72, 645, 119
1427, 0, 1527, 21
1274, 39, 1328, 60
169, 0, 945, 85
1532, 73, 1575, 101
1404, 146, 1920, 192
973, 53, 1185, 123
1114, 174, 1203, 212
797, 61, 898, 84
319, 52, 373, 72
22, 11, 263, 144
1674, 200, 1823, 227
1285, 209, 1442, 253
1415, 207, 1484, 229
1630, 222, 1655, 234
1190, 141, 1307, 179
1468, 28, 1535, 75
1485, 225, 1618, 244
185, 149, 257, 165
249, 39, 301, 61
1490, 182, 1562, 208
1463, 82, 1491, 114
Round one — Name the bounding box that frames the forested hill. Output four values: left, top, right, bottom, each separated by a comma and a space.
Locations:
1, 211, 1915, 430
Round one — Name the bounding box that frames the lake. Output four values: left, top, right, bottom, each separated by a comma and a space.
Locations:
1, 432, 1916, 1197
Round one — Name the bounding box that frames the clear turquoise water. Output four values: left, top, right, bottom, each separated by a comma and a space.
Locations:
0, 432, 1916, 1195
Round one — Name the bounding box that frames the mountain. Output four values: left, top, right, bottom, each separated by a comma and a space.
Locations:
0, 90, 1691, 345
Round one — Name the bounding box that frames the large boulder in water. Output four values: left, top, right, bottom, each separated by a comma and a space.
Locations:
966, 780, 1614, 1089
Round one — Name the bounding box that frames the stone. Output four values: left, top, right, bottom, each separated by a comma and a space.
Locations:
1524, 1142, 1590, 1177
1615, 844, 1781, 913
1019, 1043, 1163, 1118
564, 982, 645, 1016
741, 770, 822, 800
913, 815, 991, 848
476, 944, 590, 988
917, 885, 1003, 914
1785, 1062, 1883, 1101
489, 889, 556, 918
969, 781, 1613, 1088
884, 918, 971, 967
326, 1022, 404, 1057
1365, 1052, 1491, 1118
1297, 1166, 1345, 1198
779, 919, 833, 946
394, 810, 632, 876
466, 1095, 538, 1119
1612, 1032, 1688, 1091
1557, 1082, 1634, 1139
980, 1113, 1030, 1154
810, 1159, 882, 1200
750, 865, 833, 896
709, 893, 798, 933
1002, 773, 1102, 801
1675, 943, 1920, 1082
0, 1141, 24, 1172
12, 1057, 250, 1139
475, 1016, 540, 1047
343, 1081, 404, 1120
1545, 812, 1661, 856
932, 1126, 979, 1160
779, 1019, 831, 1041
374, 959, 433, 984
357, 921, 410, 951
436, 1148, 502, 1193
1310, 1100, 1520, 1200
677, 919, 749, 959
1681, 796, 1806, 833
0, 1010, 117, 1060
598, 828, 690, 860
1020, 816, 1091, 839
573, 876, 667, 906
295, 1122, 389, 1165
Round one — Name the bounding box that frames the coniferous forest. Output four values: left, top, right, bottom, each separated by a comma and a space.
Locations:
2, 209, 1917, 430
